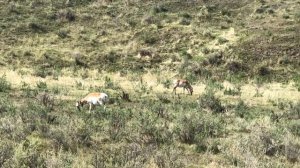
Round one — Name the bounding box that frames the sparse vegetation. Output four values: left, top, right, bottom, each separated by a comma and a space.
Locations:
0, 0, 300, 167
0, 75, 11, 92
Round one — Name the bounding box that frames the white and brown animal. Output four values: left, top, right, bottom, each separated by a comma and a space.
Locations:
173, 79, 193, 95
76, 92, 109, 112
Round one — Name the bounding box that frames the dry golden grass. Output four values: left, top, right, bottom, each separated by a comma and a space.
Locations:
1, 67, 299, 107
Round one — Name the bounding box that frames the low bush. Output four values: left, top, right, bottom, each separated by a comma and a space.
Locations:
0, 141, 14, 166
197, 90, 224, 113
175, 112, 224, 144
0, 96, 16, 115
218, 37, 229, 44
224, 87, 241, 96
0, 75, 11, 92
234, 100, 249, 119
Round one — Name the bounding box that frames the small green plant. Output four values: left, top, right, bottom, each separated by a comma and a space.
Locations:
203, 30, 216, 39
218, 37, 229, 44
201, 47, 211, 54
179, 18, 191, 25
205, 80, 224, 91
57, 29, 70, 38
0, 96, 16, 115
0, 75, 11, 92
0, 141, 14, 166
234, 100, 249, 118
152, 4, 168, 13
28, 22, 46, 33
162, 79, 171, 89
34, 66, 51, 78
21, 82, 38, 98
224, 87, 241, 96
140, 32, 159, 44
287, 121, 300, 137
36, 81, 48, 92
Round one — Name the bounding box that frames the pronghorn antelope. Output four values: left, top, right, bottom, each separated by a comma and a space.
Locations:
76, 92, 109, 112
173, 79, 193, 95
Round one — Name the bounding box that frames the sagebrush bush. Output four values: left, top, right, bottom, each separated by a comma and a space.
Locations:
287, 121, 300, 137
0, 96, 16, 115
162, 79, 171, 89
0, 75, 11, 92
0, 141, 14, 166
218, 37, 229, 44
107, 110, 128, 141
224, 87, 241, 96
234, 100, 249, 119
175, 112, 224, 144
134, 110, 173, 145
34, 66, 52, 78
287, 102, 300, 119
36, 81, 48, 92
197, 90, 224, 113
91, 143, 152, 167
28, 22, 46, 33
153, 146, 185, 168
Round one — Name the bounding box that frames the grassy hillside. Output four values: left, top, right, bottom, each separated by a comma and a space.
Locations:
1, 0, 300, 167
1, 0, 299, 81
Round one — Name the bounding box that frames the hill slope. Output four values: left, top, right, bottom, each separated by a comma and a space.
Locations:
1, 0, 300, 167
1, 0, 299, 82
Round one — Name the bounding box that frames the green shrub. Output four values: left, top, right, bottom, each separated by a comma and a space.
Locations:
197, 90, 224, 113
201, 46, 211, 54
152, 4, 168, 13
13, 138, 47, 167
28, 22, 47, 33
34, 66, 52, 78
57, 29, 70, 38
91, 143, 155, 167
162, 79, 171, 89
234, 100, 249, 118
0, 75, 11, 92
203, 30, 216, 39
195, 140, 208, 153
0, 96, 16, 115
0, 141, 14, 166
288, 121, 300, 136
56, 9, 76, 22
179, 18, 191, 25
224, 87, 241, 96
21, 82, 38, 98
108, 110, 127, 141
175, 113, 224, 144
207, 52, 224, 66
36, 81, 48, 92
283, 102, 300, 120
218, 37, 229, 44
141, 32, 159, 44
153, 146, 185, 168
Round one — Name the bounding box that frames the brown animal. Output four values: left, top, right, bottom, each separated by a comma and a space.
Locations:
173, 79, 193, 95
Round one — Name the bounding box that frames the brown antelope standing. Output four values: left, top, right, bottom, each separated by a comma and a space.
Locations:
76, 92, 109, 112
173, 79, 193, 95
